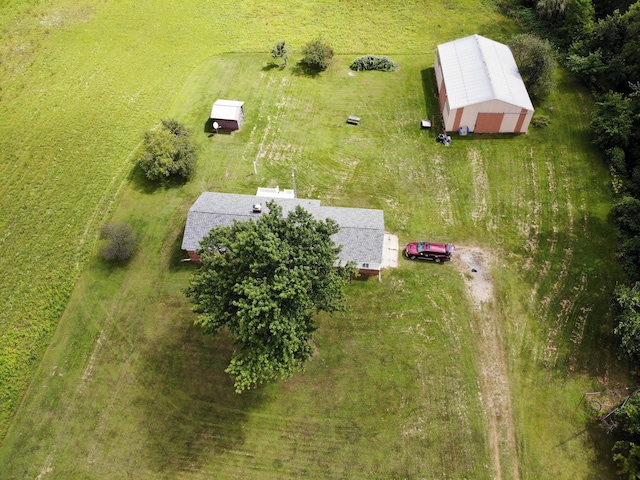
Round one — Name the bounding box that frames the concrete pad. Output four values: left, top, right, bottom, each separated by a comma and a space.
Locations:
382, 233, 399, 268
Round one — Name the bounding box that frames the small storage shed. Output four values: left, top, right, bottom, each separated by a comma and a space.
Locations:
210, 99, 244, 131
434, 35, 534, 134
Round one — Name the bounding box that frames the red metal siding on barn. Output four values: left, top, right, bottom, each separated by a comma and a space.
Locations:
514, 108, 528, 133
439, 82, 447, 111
452, 107, 464, 131
474, 113, 504, 133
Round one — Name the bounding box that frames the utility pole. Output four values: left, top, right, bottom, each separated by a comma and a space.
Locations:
291, 167, 297, 197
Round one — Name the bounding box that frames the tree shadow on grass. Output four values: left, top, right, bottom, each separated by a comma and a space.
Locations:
261, 62, 284, 72
166, 223, 194, 272
580, 420, 619, 477
136, 314, 270, 475
291, 60, 322, 78
128, 163, 190, 195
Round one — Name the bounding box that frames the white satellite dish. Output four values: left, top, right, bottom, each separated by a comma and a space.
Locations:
213, 121, 219, 133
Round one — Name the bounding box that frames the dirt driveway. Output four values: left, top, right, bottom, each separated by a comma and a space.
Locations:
454, 247, 520, 480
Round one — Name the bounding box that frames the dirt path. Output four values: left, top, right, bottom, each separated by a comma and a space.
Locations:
453, 247, 520, 480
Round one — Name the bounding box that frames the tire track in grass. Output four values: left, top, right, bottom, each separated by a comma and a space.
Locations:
405, 309, 479, 476
541, 158, 579, 368
430, 154, 454, 226
36, 454, 53, 480
469, 149, 491, 230
525, 156, 558, 312
455, 248, 520, 480
252, 75, 292, 166
253, 75, 307, 181
568, 194, 592, 368
74, 141, 140, 270
33, 135, 140, 476
521, 148, 541, 272
35, 296, 126, 476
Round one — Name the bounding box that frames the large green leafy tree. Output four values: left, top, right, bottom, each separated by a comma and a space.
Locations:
591, 91, 633, 151
136, 118, 197, 181
613, 394, 640, 478
508, 33, 556, 102
623, 3, 640, 87
614, 282, 640, 362
185, 201, 355, 392
567, 9, 629, 92
300, 37, 334, 72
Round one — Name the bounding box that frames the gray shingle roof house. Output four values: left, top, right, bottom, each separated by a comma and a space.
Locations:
182, 192, 385, 275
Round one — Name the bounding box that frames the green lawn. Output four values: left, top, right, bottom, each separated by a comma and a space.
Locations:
0, 1, 627, 478
0, 0, 514, 438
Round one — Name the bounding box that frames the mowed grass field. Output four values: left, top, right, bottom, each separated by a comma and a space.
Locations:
0, 1, 627, 479
0, 0, 512, 438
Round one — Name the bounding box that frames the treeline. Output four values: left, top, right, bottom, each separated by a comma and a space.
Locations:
502, 0, 640, 476
504, 0, 640, 280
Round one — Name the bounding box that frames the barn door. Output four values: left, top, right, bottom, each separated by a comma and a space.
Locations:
474, 113, 504, 133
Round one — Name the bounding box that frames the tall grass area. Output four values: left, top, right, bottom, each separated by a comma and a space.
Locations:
0, 0, 512, 438
0, 50, 623, 477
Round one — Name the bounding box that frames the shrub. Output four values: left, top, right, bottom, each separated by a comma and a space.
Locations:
99, 223, 137, 261
137, 119, 197, 181
300, 37, 334, 71
531, 115, 551, 128
350, 55, 398, 72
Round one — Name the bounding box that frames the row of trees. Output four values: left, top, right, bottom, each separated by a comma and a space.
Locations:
510, 0, 640, 475
271, 38, 334, 71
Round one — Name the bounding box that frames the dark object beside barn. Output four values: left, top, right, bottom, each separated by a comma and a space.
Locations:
437, 133, 452, 146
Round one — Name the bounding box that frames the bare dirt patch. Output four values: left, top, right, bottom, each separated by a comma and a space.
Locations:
36, 454, 53, 479
454, 247, 520, 480
454, 247, 493, 306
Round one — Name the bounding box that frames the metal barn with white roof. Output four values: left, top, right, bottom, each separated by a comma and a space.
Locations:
434, 35, 534, 133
